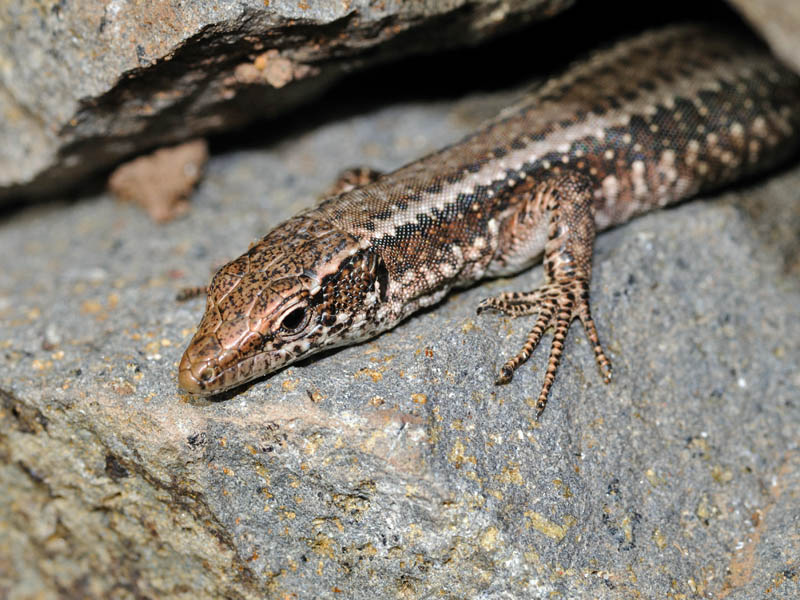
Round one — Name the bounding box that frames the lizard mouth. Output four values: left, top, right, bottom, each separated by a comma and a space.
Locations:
177, 342, 294, 396
178, 327, 258, 395
177, 340, 256, 396
178, 354, 265, 396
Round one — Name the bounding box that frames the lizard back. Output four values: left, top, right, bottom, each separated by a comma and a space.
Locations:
318, 24, 799, 291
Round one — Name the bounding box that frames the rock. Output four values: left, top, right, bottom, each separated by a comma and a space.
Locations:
1, 76, 798, 598
0, 0, 572, 203
109, 139, 209, 223
726, 0, 800, 74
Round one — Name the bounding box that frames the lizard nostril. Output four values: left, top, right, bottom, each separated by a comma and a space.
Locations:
198, 366, 215, 382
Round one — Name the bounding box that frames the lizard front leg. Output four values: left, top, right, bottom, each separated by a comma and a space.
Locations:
478, 171, 612, 418
323, 167, 384, 196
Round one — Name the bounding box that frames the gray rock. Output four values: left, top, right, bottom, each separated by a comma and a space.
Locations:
726, 0, 800, 74
1, 82, 799, 598
0, 0, 572, 203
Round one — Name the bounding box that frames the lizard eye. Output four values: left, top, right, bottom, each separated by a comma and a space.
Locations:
280, 306, 309, 333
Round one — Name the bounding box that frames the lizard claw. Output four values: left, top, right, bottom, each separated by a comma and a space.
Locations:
495, 365, 514, 385
480, 276, 611, 418
476, 298, 498, 315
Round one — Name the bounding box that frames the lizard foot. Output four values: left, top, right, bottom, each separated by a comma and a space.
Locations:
176, 286, 207, 301
477, 276, 611, 418
323, 167, 384, 197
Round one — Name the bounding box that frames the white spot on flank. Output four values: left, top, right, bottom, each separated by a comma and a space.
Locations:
595, 212, 612, 229
439, 262, 457, 278
659, 149, 676, 176
601, 175, 619, 205
657, 150, 677, 204
631, 160, 648, 198
752, 116, 767, 137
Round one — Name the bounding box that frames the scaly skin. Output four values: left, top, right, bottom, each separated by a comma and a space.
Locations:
179, 25, 800, 418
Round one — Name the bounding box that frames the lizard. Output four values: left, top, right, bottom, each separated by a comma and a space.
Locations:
177, 24, 800, 418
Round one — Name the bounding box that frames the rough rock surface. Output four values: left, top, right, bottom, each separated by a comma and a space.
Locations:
109, 139, 209, 223
3, 0, 799, 208
726, 0, 800, 74
0, 0, 572, 202
1, 75, 799, 598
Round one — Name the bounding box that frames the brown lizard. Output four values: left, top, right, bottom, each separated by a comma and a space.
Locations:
178, 24, 800, 417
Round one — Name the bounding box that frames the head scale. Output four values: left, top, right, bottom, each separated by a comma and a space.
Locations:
178, 216, 390, 395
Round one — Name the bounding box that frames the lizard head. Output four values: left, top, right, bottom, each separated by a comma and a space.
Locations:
178, 216, 391, 396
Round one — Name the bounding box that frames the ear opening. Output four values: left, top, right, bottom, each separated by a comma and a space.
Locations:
375, 254, 390, 303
